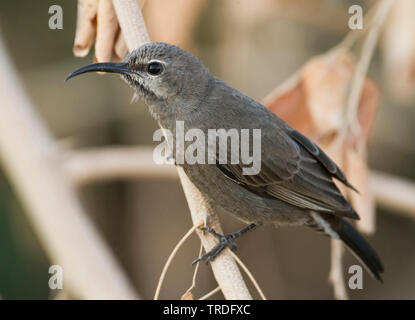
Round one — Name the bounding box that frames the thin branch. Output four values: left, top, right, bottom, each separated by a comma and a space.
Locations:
183, 242, 204, 298
344, 0, 394, 133
154, 221, 203, 300
370, 171, 415, 220
63, 146, 178, 185
334, 2, 379, 52
178, 170, 253, 299
228, 250, 267, 300
199, 286, 221, 300
330, 0, 393, 299
0, 33, 138, 299
64, 147, 415, 220
112, 0, 253, 300
329, 240, 348, 300
73, 0, 98, 57
112, 0, 149, 49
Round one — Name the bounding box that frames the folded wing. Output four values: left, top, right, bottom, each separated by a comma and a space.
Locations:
217, 126, 359, 220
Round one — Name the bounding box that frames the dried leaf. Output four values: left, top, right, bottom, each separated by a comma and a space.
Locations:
263, 51, 379, 233
113, 31, 127, 62
74, 0, 132, 62
355, 79, 379, 143
301, 53, 354, 136
324, 136, 348, 197
265, 77, 313, 134
345, 143, 375, 234
94, 0, 119, 63
181, 291, 194, 300
73, 0, 98, 57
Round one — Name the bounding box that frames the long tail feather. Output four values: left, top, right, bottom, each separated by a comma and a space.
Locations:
308, 212, 384, 282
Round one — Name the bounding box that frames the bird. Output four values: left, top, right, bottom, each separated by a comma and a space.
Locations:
67, 42, 384, 282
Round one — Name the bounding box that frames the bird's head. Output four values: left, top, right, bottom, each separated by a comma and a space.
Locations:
66, 42, 210, 103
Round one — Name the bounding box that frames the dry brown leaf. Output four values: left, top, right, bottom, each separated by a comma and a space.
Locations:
265, 79, 313, 134
112, 31, 127, 62
301, 53, 354, 136
263, 51, 379, 233
181, 291, 194, 300
73, 0, 99, 57
355, 79, 379, 143
73, 0, 133, 62
94, 0, 119, 63
324, 136, 348, 197
345, 143, 375, 233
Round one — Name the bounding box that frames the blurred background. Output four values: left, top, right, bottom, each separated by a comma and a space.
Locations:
0, 0, 414, 299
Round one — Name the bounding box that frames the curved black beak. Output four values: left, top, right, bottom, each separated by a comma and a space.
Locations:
66, 62, 131, 81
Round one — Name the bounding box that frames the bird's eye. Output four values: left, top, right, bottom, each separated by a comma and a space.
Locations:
147, 62, 163, 76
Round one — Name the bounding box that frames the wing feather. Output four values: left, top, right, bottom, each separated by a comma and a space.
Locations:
217, 127, 359, 219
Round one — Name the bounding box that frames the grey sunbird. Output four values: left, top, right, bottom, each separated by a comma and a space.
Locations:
67, 42, 384, 282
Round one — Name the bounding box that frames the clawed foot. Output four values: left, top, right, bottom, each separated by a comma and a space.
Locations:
191, 228, 239, 265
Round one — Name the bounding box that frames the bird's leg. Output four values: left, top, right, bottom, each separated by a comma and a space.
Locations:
192, 223, 260, 265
